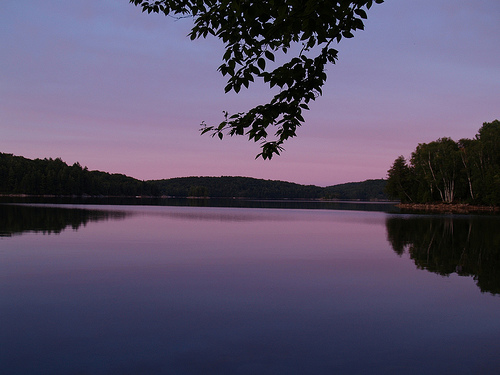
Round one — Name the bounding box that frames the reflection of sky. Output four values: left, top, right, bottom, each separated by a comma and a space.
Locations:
1, 1, 499, 186
1, 207, 500, 373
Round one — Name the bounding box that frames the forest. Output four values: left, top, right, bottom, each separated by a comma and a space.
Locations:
0, 153, 160, 197
149, 176, 386, 199
0, 153, 387, 200
323, 179, 387, 200
385, 120, 500, 206
155, 176, 325, 199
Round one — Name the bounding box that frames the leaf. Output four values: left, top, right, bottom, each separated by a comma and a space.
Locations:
342, 30, 354, 38
264, 50, 275, 62
354, 9, 367, 19
257, 58, 266, 70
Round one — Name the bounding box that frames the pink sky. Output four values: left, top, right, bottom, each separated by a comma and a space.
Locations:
1, 0, 499, 186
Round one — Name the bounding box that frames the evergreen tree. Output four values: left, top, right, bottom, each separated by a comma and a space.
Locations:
385, 156, 414, 202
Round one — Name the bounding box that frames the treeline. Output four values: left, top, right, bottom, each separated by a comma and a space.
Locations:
386, 120, 500, 205
0, 153, 160, 196
323, 179, 387, 200
0, 152, 389, 200
156, 176, 324, 199
148, 177, 387, 199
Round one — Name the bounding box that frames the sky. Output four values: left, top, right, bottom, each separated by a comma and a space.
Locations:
1, 0, 499, 187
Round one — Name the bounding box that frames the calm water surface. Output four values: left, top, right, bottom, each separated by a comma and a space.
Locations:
1, 203, 499, 374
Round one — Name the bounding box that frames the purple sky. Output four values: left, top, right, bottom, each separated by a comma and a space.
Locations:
1, 1, 499, 186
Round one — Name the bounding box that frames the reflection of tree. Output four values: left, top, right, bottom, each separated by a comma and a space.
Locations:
386, 215, 500, 295
0, 204, 126, 237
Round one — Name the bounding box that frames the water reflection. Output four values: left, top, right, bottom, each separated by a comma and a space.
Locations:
0, 204, 126, 237
1, 205, 500, 374
0, 202, 392, 238
386, 215, 500, 294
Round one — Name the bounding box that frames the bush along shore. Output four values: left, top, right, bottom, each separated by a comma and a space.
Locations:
397, 203, 500, 214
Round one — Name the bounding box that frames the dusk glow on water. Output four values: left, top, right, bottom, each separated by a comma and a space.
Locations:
1, 204, 500, 374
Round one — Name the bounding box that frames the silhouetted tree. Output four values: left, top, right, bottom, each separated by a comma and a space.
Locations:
385, 156, 414, 202
130, 0, 384, 158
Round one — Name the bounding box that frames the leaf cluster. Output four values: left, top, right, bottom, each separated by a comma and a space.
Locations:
130, 0, 384, 158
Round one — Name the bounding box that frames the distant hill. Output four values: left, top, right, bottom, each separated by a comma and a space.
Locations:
0, 153, 387, 200
155, 176, 388, 200
323, 179, 388, 200
154, 176, 324, 199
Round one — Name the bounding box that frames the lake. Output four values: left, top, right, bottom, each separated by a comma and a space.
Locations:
1, 201, 500, 374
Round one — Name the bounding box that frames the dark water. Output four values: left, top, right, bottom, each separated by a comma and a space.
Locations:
1, 203, 499, 374
0, 195, 400, 212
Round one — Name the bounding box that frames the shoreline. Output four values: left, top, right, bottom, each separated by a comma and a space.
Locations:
397, 203, 499, 214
